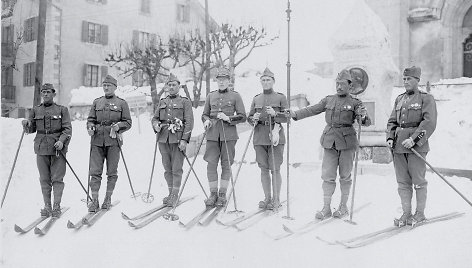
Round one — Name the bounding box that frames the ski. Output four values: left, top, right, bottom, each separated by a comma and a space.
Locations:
339, 212, 464, 248
121, 203, 167, 221
274, 202, 370, 240
33, 207, 70, 235
199, 206, 223, 227
14, 216, 49, 234
233, 200, 289, 231
83, 201, 120, 227
216, 207, 264, 226
129, 196, 195, 229
179, 207, 213, 229
67, 212, 96, 229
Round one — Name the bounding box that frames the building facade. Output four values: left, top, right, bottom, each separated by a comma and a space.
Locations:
1, 0, 212, 117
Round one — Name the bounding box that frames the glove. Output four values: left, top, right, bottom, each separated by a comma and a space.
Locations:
203, 120, 212, 130
21, 119, 29, 127
401, 137, 415, 149
288, 109, 297, 119
217, 112, 230, 122
356, 106, 367, 119
252, 112, 261, 122
87, 125, 95, 136
178, 140, 187, 152
54, 141, 64, 150
265, 106, 276, 117
112, 123, 120, 132
153, 121, 161, 133
271, 123, 281, 146
386, 139, 394, 148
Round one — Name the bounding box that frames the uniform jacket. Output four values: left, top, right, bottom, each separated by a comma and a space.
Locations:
151, 95, 194, 143
294, 94, 371, 150
87, 95, 132, 146
201, 89, 246, 141
247, 89, 289, 145
387, 90, 437, 153
25, 102, 72, 155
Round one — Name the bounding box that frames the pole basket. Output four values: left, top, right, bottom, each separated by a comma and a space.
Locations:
141, 193, 154, 203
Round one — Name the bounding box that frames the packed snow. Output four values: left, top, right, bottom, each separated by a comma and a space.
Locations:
1, 79, 471, 267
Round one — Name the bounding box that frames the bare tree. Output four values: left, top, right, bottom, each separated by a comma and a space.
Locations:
1, 26, 24, 72
105, 38, 171, 109
211, 23, 278, 85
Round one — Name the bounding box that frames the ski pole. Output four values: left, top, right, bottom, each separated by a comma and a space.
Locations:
1, 130, 25, 208
346, 119, 362, 224
223, 122, 256, 212
165, 131, 207, 221
411, 148, 472, 208
142, 134, 159, 203
268, 116, 280, 211
58, 150, 92, 202
86, 142, 93, 205
117, 141, 138, 200
220, 119, 241, 213
183, 152, 208, 198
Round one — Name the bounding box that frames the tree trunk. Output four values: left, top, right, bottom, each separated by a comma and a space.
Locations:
192, 84, 201, 108
150, 77, 164, 113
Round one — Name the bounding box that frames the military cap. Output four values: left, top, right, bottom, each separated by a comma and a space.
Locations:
102, 75, 117, 86
216, 67, 231, 78
41, 83, 55, 93
403, 66, 421, 79
260, 67, 275, 80
166, 73, 180, 84
336, 69, 352, 82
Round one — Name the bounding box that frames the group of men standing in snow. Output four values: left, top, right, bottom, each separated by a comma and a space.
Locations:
22, 65, 436, 227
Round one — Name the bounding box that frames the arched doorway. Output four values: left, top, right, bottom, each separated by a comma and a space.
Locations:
463, 7, 472, 77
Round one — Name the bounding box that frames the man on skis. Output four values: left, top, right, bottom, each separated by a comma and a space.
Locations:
151, 73, 194, 207
247, 68, 289, 210
86, 75, 132, 212
22, 83, 72, 218
290, 69, 371, 219
201, 67, 246, 207
387, 66, 437, 226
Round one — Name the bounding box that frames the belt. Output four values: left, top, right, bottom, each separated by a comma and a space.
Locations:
98, 121, 114, 126
260, 121, 275, 126
37, 129, 62, 134
329, 123, 352, 128
400, 122, 420, 128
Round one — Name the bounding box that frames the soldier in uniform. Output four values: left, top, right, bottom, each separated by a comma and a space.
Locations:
151, 73, 194, 207
387, 66, 437, 226
202, 67, 246, 207
247, 68, 289, 209
22, 83, 72, 217
87, 75, 132, 212
290, 69, 371, 219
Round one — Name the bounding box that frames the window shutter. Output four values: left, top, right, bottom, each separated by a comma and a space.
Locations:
23, 64, 27, 86
23, 19, 28, 41
82, 21, 88, 42
101, 66, 108, 82
150, 33, 157, 46
101, 24, 108, 45
184, 5, 190, 22
83, 64, 88, 86
32, 63, 36, 86
8, 66, 13, 85
132, 30, 139, 47
176, 5, 180, 21
33, 16, 39, 41
9, 25, 14, 43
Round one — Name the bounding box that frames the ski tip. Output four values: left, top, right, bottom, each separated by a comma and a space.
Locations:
282, 224, 294, 234
66, 221, 75, 229
33, 227, 43, 235
121, 212, 130, 220
128, 221, 136, 228
14, 224, 25, 233
178, 221, 185, 227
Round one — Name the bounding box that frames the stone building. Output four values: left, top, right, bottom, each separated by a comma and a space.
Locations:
1, 0, 214, 117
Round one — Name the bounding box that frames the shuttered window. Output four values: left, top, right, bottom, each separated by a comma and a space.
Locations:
141, 0, 150, 14
83, 64, 99, 86
24, 17, 38, 42
81, 21, 108, 45
176, 4, 190, 23
23, 62, 35, 86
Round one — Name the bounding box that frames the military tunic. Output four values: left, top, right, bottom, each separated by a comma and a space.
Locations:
25, 102, 72, 205
87, 95, 132, 197
151, 95, 194, 194
201, 88, 246, 192
293, 94, 371, 200
247, 89, 288, 171
386, 90, 437, 213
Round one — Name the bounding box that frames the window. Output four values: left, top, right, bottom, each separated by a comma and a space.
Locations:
2, 66, 13, 86
24, 17, 38, 42
176, 4, 190, 23
140, 0, 150, 14
132, 69, 149, 87
82, 21, 108, 45
23, 62, 35, 86
132, 30, 154, 48
84, 64, 99, 86
2, 25, 13, 43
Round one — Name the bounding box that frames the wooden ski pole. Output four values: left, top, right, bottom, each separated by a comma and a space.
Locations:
346, 119, 362, 224
1, 130, 25, 208
142, 134, 159, 203
220, 120, 241, 213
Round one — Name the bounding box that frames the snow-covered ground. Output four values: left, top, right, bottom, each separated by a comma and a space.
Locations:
1, 80, 471, 267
